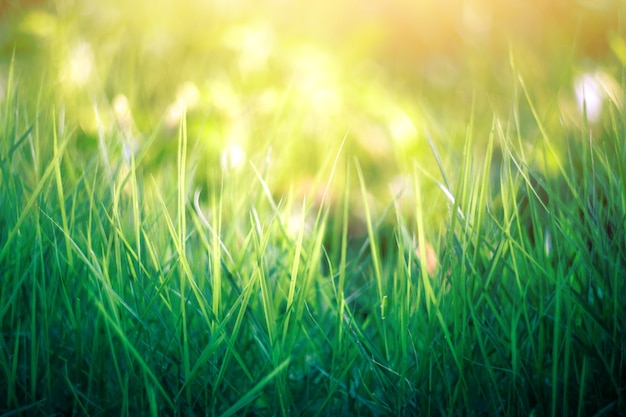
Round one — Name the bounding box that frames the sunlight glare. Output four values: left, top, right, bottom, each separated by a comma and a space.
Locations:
220, 143, 246, 172
208, 77, 241, 120
61, 41, 94, 88
222, 24, 275, 76
574, 70, 622, 124
285, 208, 314, 241
574, 72, 604, 123
165, 81, 200, 129
112, 94, 140, 161
388, 106, 417, 144
113, 94, 133, 131
291, 46, 342, 116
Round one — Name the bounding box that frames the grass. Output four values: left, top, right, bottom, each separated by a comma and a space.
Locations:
1, 3, 626, 416
1, 69, 625, 416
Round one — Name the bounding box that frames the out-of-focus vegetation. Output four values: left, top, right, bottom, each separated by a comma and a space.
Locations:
1, 1, 626, 416
2, 0, 623, 218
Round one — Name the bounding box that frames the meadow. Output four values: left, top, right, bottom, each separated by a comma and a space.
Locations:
1, 1, 625, 415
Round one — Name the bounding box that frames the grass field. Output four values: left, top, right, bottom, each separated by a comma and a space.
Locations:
1, 1, 626, 416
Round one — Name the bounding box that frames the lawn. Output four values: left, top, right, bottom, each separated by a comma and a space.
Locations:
1, 1, 625, 416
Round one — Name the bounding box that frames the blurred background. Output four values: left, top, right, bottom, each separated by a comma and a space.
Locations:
1, 0, 624, 234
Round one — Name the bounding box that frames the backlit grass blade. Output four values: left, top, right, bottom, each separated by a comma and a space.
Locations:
218, 357, 291, 417
95, 300, 175, 410
281, 200, 305, 342
411, 169, 436, 314
0, 130, 71, 264
354, 158, 389, 361
0, 123, 33, 165
52, 109, 75, 268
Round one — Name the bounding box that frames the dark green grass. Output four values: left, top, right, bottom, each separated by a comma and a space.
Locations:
1, 56, 625, 417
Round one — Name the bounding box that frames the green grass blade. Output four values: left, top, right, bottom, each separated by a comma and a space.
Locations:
218, 357, 291, 417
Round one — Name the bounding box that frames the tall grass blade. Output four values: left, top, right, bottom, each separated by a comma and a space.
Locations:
218, 358, 291, 417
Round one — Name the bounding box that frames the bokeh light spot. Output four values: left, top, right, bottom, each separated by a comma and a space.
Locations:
574, 72, 604, 123
61, 41, 94, 88
220, 143, 246, 172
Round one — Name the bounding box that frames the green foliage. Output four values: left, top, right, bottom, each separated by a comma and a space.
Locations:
1, 2, 626, 416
